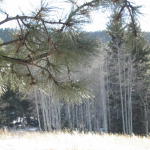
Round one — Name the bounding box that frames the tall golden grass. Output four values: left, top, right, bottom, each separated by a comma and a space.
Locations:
0, 130, 150, 150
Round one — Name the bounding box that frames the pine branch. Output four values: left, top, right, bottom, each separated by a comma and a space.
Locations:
115, 0, 139, 36
60, 0, 100, 31
0, 15, 66, 26
0, 51, 55, 65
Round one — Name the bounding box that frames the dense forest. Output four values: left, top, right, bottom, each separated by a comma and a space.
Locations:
0, 0, 150, 136
0, 27, 150, 135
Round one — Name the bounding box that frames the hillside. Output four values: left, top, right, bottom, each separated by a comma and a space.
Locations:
0, 28, 150, 43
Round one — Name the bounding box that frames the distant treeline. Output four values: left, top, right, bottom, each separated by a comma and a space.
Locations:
0, 28, 150, 43
0, 28, 15, 42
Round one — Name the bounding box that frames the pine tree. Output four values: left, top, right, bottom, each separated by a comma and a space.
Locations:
0, 0, 103, 101
0, 85, 36, 128
125, 25, 150, 135
106, 0, 143, 134
0, 0, 140, 97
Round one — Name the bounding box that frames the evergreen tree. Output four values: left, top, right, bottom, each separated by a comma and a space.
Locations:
0, 0, 140, 97
0, 85, 36, 128
0, 0, 103, 101
106, 2, 150, 135
125, 25, 150, 135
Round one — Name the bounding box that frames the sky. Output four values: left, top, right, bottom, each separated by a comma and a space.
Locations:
0, 0, 150, 31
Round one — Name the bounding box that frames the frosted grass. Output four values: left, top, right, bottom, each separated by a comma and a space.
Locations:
0, 130, 150, 150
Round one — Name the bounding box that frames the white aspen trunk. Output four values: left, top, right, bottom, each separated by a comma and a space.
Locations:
86, 100, 92, 131
130, 60, 133, 134
71, 104, 75, 129
99, 64, 108, 132
127, 63, 130, 134
143, 97, 149, 135
67, 103, 72, 129
117, 47, 125, 134
123, 54, 128, 133
55, 100, 61, 130
34, 89, 42, 130
53, 101, 58, 129
75, 105, 78, 129
58, 101, 61, 130
40, 92, 47, 130
79, 103, 84, 130
105, 56, 111, 132
127, 58, 133, 134
47, 96, 52, 130
45, 95, 51, 131
42, 92, 50, 131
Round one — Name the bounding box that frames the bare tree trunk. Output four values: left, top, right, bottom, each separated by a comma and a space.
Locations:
127, 59, 133, 134
34, 89, 42, 130
117, 48, 125, 133
105, 56, 111, 132
99, 63, 108, 132
143, 96, 149, 135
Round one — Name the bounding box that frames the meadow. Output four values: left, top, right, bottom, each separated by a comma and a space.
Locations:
0, 130, 150, 150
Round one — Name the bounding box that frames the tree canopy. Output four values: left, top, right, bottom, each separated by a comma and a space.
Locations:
0, 0, 150, 134
0, 0, 142, 99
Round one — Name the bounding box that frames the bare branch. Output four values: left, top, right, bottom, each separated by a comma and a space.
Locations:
0, 15, 66, 26
0, 38, 22, 47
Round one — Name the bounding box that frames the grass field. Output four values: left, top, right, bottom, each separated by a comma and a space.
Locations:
0, 130, 150, 150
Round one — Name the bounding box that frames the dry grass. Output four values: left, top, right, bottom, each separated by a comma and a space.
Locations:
0, 130, 150, 150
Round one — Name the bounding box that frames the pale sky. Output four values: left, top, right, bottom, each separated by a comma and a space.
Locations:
0, 0, 150, 31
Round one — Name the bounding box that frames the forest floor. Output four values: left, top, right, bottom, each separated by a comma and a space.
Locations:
0, 130, 150, 150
